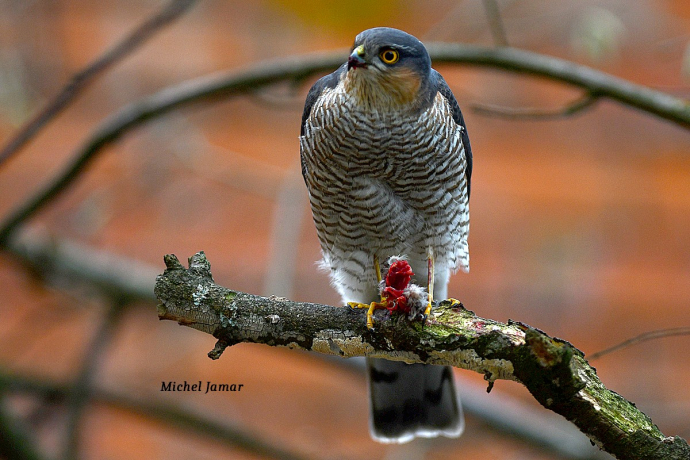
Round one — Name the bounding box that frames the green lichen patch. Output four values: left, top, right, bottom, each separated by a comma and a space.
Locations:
573, 354, 661, 437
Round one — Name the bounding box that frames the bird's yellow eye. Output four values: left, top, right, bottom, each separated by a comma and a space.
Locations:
379, 49, 399, 65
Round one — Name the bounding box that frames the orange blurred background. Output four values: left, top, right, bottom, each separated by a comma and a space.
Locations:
0, 1, 689, 459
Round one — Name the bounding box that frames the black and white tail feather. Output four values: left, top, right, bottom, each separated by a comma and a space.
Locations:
367, 267, 463, 443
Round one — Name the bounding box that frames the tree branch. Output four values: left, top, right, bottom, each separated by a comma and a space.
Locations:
472, 92, 599, 119
0, 394, 45, 460
427, 44, 690, 129
154, 252, 689, 460
6, 230, 159, 302
589, 327, 690, 360
0, 370, 314, 460
60, 300, 127, 460
1, 43, 687, 247
0, 0, 198, 168
482, 0, 510, 47
0, 51, 342, 248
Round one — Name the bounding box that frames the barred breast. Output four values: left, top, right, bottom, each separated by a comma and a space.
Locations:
300, 80, 469, 300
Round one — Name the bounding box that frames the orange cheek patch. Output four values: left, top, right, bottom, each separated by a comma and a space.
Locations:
384, 68, 422, 105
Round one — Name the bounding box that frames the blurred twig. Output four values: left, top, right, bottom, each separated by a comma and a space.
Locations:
427, 43, 690, 128
0, 371, 315, 460
472, 92, 599, 119
61, 300, 128, 460
262, 168, 307, 299
248, 88, 305, 111
106, 391, 315, 460
589, 327, 690, 360
482, 0, 509, 46
7, 230, 158, 301
0, 0, 198, 168
0, 45, 688, 247
0, 395, 46, 460
0, 50, 343, 248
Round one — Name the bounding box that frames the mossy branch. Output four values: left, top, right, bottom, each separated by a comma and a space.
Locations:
155, 252, 689, 460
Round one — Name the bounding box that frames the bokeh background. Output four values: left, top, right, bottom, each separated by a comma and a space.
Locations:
0, 1, 689, 459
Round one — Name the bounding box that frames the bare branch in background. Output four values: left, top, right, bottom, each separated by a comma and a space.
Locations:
0, 44, 688, 248
0, 397, 46, 460
155, 252, 690, 460
472, 92, 599, 119
60, 300, 127, 460
0, 371, 315, 460
0, 50, 343, 248
426, 43, 690, 128
262, 169, 307, 299
589, 327, 690, 360
482, 0, 509, 46
248, 88, 305, 111
7, 230, 158, 301
0, 0, 198, 168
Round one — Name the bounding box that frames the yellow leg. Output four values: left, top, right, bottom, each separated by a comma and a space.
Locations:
425, 248, 434, 316
347, 255, 385, 329
374, 254, 382, 285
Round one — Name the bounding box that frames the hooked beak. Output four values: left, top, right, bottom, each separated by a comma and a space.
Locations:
347, 45, 367, 70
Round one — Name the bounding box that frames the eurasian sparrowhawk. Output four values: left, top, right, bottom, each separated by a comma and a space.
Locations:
300, 27, 472, 443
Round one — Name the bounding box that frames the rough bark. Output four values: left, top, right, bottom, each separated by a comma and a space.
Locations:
155, 252, 689, 460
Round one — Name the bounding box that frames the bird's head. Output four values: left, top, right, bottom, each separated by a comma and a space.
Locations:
343, 27, 432, 110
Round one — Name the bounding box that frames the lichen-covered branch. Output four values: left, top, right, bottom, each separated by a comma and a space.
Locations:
155, 252, 689, 460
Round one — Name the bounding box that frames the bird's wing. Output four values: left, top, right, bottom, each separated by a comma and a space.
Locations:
433, 70, 473, 199
299, 65, 346, 182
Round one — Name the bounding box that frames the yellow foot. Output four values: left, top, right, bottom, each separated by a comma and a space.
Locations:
424, 301, 433, 317
348, 301, 386, 329
447, 298, 462, 307
424, 298, 461, 316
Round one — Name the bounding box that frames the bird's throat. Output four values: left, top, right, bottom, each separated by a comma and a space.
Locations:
343, 68, 422, 111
